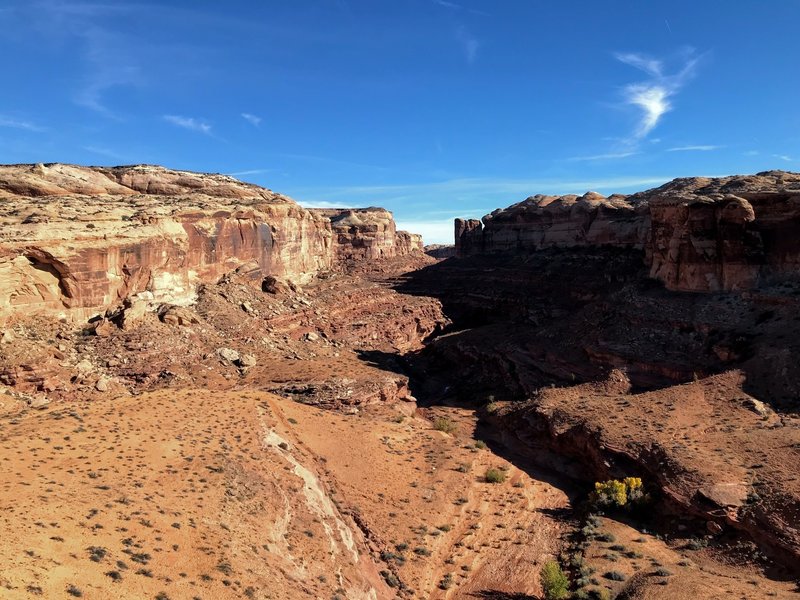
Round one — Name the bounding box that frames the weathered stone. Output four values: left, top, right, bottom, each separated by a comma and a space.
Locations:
217, 347, 240, 363
742, 397, 770, 417
237, 354, 257, 368
158, 305, 199, 326
698, 482, 749, 508
75, 359, 93, 373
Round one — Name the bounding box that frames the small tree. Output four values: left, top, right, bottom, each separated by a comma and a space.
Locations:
590, 477, 647, 508
540, 560, 569, 600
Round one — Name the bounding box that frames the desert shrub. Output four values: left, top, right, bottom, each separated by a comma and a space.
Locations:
438, 573, 453, 590
604, 570, 626, 581
485, 468, 506, 484
380, 570, 400, 588
686, 537, 708, 550
474, 440, 487, 450
540, 560, 569, 600
433, 417, 457, 434
590, 477, 647, 508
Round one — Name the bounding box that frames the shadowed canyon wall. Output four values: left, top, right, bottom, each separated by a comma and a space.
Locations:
456, 171, 800, 292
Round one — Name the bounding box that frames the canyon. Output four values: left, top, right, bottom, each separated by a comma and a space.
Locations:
1, 164, 800, 600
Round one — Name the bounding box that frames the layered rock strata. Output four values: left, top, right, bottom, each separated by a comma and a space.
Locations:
455, 171, 800, 292
0, 164, 421, 322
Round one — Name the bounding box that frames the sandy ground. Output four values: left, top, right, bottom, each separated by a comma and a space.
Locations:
0, 389, 570, 600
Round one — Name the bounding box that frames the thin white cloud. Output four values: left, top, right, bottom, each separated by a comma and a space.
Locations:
227, 168, 272, 177
431, 0, 490, 16
241, 112, 261, 126
626, 85, 671, 139
299, 200, 352, 209
614, 52, 662, 77
82, 145, 124, 159
163, 115, 211, 134
744, 150, 759, 156
290, 175, 675, 204
456, 26, 479, 64
773, 154, 794, 162
568, 151, 639, 161
616, 50, 700, 144
395, 218, 455, 245
0, 116, 46, 132
666, 145, 722, 152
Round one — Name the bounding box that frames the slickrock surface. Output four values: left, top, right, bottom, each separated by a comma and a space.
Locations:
0, 164, 420, 323
456, 170, 800, 292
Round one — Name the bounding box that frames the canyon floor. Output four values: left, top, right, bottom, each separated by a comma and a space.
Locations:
2, 254, 800, 599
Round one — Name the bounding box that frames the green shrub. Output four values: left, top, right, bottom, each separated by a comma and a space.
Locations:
433, 417, 457, 434
540, 560, 569, 600
485, 468, 506, 484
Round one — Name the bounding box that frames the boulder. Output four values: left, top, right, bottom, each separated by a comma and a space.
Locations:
158, 305, 200, 326
217, 347, 240, 363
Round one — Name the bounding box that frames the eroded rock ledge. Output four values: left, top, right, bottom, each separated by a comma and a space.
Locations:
0, 163, 422, 322
455, 170, 800, 292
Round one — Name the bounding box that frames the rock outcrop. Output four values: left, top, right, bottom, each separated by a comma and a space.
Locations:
455, 192, 648, 256
0, 164, 422, 323
311, 207, 422, 262
455, 171, 800, 292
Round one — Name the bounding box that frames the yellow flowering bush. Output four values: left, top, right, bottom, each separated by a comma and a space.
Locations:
590, 477, 646, 508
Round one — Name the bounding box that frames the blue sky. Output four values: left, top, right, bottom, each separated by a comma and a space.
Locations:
1, 1, 798, 243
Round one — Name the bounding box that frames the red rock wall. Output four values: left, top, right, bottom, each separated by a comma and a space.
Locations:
0, 165, 422, 323
455, 193, 649, 257
455, 172, 800, 293
311, 208, 423, 262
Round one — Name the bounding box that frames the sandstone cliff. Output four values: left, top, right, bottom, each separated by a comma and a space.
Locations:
455, 171, 800, 292
0, 164, 421, 322
310, 207, 423, 262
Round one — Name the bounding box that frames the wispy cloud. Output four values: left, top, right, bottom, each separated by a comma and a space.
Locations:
0, 116, 46, 132
82, 145, 125, 160
666, 144, 722, 152
431, 0, 490, 16
773, 154, 794, 162
241, 112, 261, 126
616, 50, 700, 144
614, 52, 662, 77
395, 218, 455, 244
163, 115, 212, 134
290, 175, 674, 205
568, 151, 639, 161
744, 150, 759, 156
228, 168, 272, 177
298, 200, 351, 209
456, 26, 479, 64
26, 2, 144, 118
